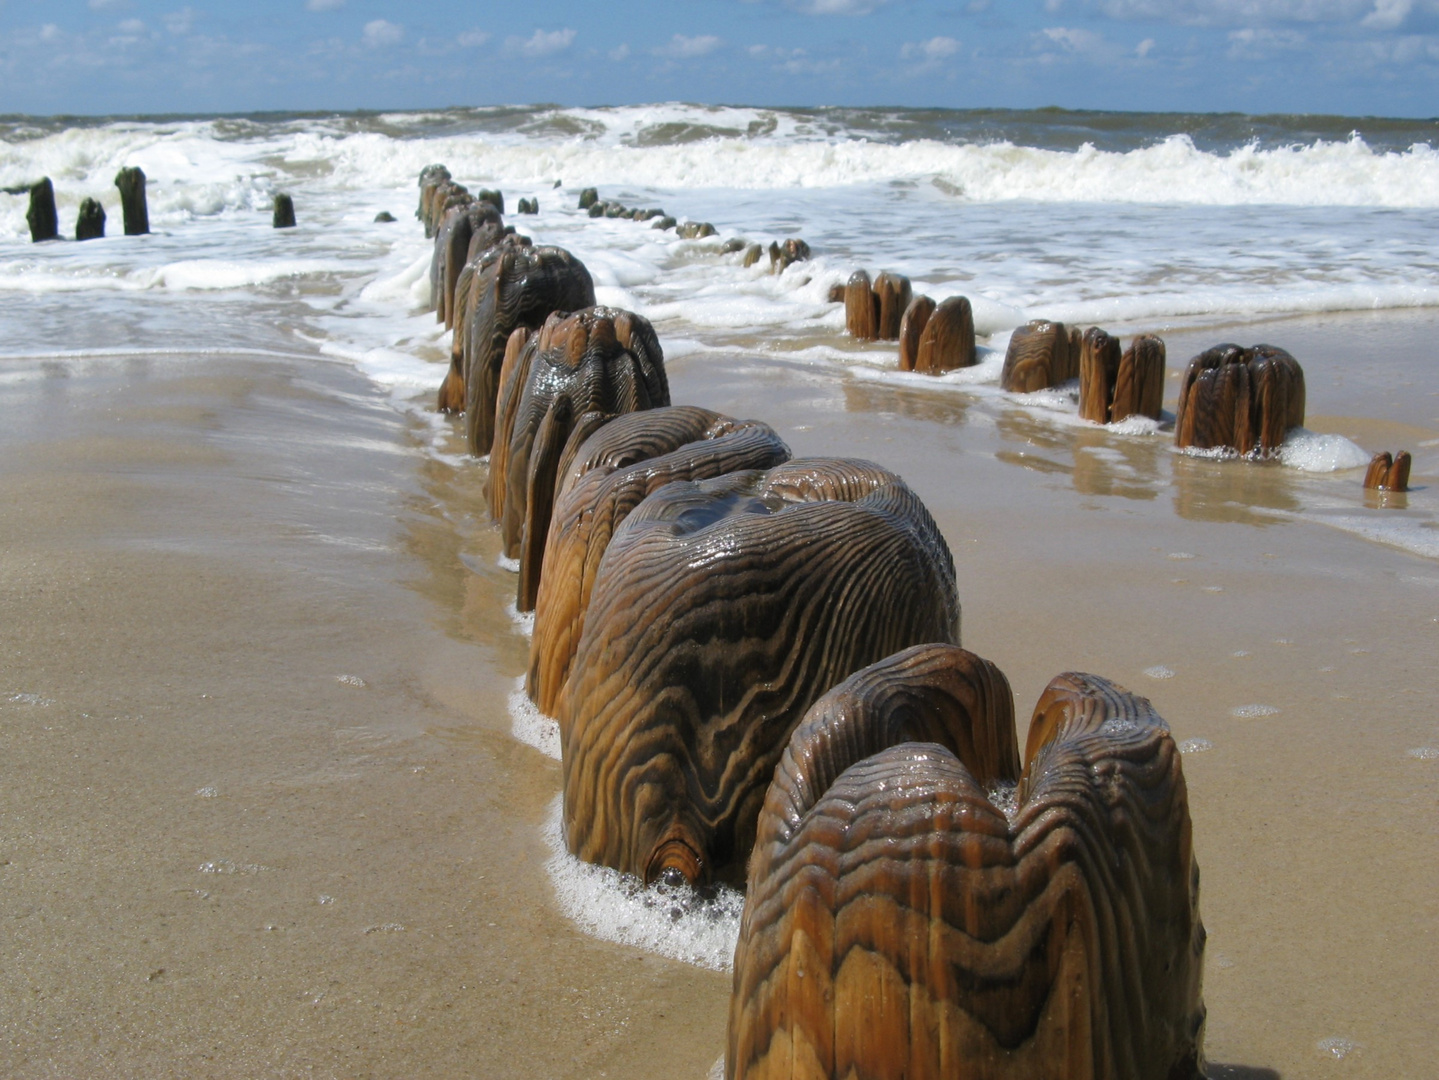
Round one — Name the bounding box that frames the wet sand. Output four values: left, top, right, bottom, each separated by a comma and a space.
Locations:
2, 309, 1437, 1077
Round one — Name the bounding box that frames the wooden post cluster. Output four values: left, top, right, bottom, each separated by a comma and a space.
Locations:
899, 294, 975, 374
728, 646, 1206, 1080
1364, 451, 1411, 492
1079, 329, 1166, 424
75, 198, 106, 241
844, 269, 911, 341
1175, 343, 1305, 455
415, 164, 1207, 1079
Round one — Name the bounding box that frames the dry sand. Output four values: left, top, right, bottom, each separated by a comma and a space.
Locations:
2, 311, 1436, 1077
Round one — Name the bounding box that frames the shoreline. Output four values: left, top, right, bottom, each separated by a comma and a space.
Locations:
1, 285, 1436, 1074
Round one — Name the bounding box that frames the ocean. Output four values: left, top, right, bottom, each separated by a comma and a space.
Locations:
2, 104, 1437, 1077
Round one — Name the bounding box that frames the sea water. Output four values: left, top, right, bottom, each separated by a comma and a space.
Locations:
3, 104, 1438, 976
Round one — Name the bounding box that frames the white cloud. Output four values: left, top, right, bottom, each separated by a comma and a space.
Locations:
783, 0, 892, 12
458, 29, 490, 47
163, 7, 195, 35
900, 36, 961, 61
117, 18, 146, 33
1362, 0, 1412, 26
362, 19, 402, 48
609, 43, 631, 61
507, 28, 577, 57
1041, 25, 1107, 51
1136, 35, 1157, 53
653, 34, 723, 58
88, 0, 127, 9
306, 0, 345, 10
1094, 0, 1401, 22
39, 23, 61, 42
1226, 25, 1308, 55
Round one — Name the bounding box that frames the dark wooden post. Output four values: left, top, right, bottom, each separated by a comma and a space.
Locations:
26, 179, 59, 242
75, 198, 106, 241
273, 193, 296, 228
114, 167, 149, 236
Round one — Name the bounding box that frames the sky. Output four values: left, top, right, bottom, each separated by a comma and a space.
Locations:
0, 1, 1437, 118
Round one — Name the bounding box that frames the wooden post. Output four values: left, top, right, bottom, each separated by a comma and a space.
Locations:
75, 198, 106, 241
273, 193, 296, 229
114, 167, 149, 236
26, 179, 59, 243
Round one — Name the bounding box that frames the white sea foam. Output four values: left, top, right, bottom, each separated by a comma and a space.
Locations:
509, 679, 560, 760
1232, 704, 1281, 718
540, 795, 743, 972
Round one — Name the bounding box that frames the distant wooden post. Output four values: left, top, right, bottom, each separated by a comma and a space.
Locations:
273, 193, 296, 229
114, 167, 149, 236
75, 198, 106, 241
26, 178, 59, 242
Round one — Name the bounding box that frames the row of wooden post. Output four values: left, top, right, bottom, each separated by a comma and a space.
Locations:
20, 167, 299, 242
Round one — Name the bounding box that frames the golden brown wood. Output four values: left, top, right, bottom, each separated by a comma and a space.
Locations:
1113, 334, 1166, 422
560, 460, 960, 887
1390, 450, 1412, 491
872, 272, 912, 341
1001, 320, 1072, 393
528, 407, 791, 716
1078, 327, 1121, 424
1175, 344, 1304, 455
1363, 452, 1393, 490
459, 244, 596, 456
913, 296, 976, 375
492, 306, 670, 586
844, 271, 879, 341
484, 327, 538, 518
897, 295, 935, 372
729, 649, 1205, 1080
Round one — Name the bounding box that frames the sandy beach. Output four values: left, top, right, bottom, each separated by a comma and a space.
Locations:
1, 302, 1435, 1077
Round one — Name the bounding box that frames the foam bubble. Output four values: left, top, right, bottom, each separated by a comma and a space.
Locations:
195, 786, 218, 798
335, 674, 366, 688
509, 678, 560, 760
541, 796, 743, 972
1144, 666, 1176, 680
497, 554, 520, 573
1179, 738, 1214, 754
1278, 428, 1372, 473
505, 599, 535, 639
1407, 747, 1439, 761
1231, 704, 1281, 718
1316, 1036, 1358, 1060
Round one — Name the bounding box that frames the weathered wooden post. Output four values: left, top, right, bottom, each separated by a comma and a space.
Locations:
273, 193, 296, 229
26, 179, 59, 242
114, 167, 149, 236
75, 198, 106, 241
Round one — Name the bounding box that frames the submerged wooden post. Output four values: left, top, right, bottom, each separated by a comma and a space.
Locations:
1364, 450, 1411, 493
75, 198, 106, 241
114, 166, 149, 236
26, 178, 58, 243
273, 193, 296, 229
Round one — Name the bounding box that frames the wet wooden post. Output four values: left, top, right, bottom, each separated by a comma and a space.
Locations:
26, 178, 59, 242
273, 193, 296, 229
75, 197, 106, 241
114, 166, 149, 236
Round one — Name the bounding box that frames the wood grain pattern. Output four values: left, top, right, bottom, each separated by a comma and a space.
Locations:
561, 460, 960, 887
437, 234, 533, 415
897, 295, 935, 373
489, 307, 670, 582
729, 647, 1205, 1080
430, 202, 505, 328
459, 245, 597, 456
1002, 320, 1076, 393
845, 271, 879, 341
1078, 327, 1122, 424
528, 406, 792, 715
1363, 450, 1411, 491
872, 273, 912, 341
1112, 334, 1166, 423
914, 296, 976, 374
1175, 344, 1305, 455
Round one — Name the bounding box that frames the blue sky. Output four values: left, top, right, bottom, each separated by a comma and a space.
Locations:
1, 1, 1437, 117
